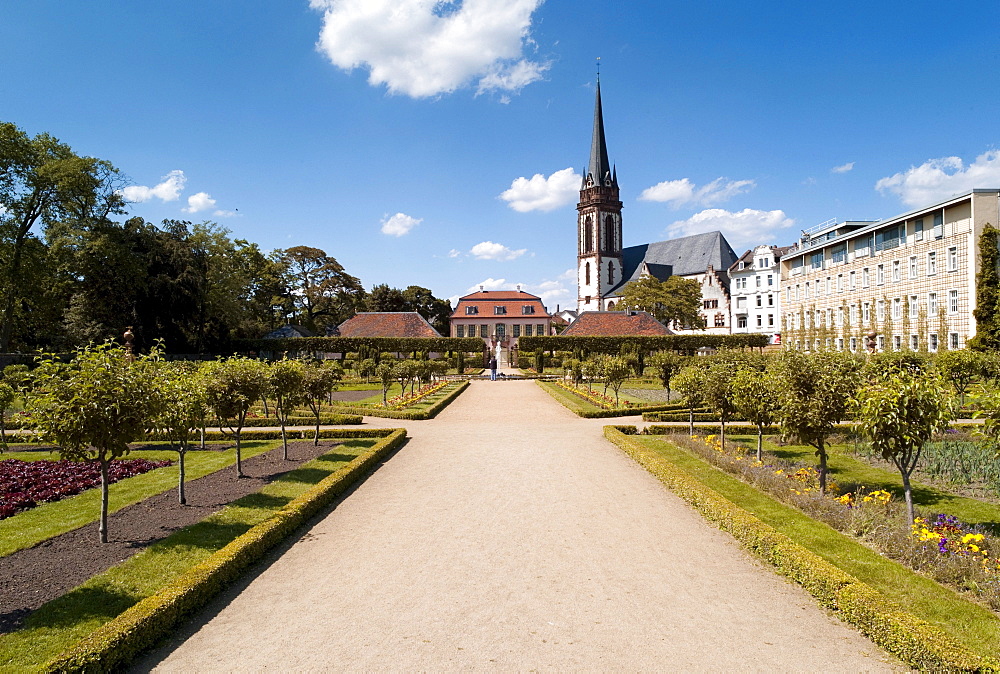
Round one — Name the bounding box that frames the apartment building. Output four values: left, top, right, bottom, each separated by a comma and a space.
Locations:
779, 189, 1000, 352
729, 244, 795, 343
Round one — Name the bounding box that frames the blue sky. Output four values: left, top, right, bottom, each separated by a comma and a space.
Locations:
3, 1, 1000, 310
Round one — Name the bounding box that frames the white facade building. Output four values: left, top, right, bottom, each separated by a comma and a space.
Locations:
729, 244, 794, 343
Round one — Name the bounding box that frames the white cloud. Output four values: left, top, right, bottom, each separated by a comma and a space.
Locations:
447, 248, 461, 258
381, 212, 422, 237
120, 170, 187, 203
831, 161, 855, 174
310, 0, 547, 99
470, 240, 526, 261
665, 208, 795, 249
183, 192, 216, 214
213, 209, 238, 218
639, 177, 755, 208
875, 150, 1000, 207
500, 167, 581, 212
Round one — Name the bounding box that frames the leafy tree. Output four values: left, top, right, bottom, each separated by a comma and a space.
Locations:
366, 284, 407, 312
302, 360, 342, 445
855, 370, 952, 523
269, 359, 306, 459
0, 381, 14, 452
155, 361, 208, 504
672, 365, 706, 435
862, 350, 927, 380
357, 357, 377, 383
274, 246, 364, 332
731, 366, 778, 460
772, 350, 862, 494
618, 274, 706, 329
934, 349, 987, 406
603, 355, 632, 406
27, 342, 160, 542
701, 361, 739, 448
0, 122, 125, 350
202, 357, 268, 477
375, 361, 395, 405
647, 351, 684, 400
970, 223, 1000, 351
401, 285, 452, 335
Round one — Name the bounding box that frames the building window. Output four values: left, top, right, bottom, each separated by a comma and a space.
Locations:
949, 289, 959, 314
862, 268, 870, 288
877, 335, 885, 351
536, 324, 544, 335
604, 215, 615, 252
768, 314, 774, 326
480, 324, 489, 338
496, 323, 506, 339
584, 295, 591, 305
522, 305, 535, 315
892, 260, 901, 282
849, 271, 856, 289
837, 274, 843, 292
585, 262, 591, 285
950, 332, 960, 349
715, 313, 726, 327
928, 292, 938, 314
494, 306, 507, 315
811, 252, 823, 270
456, 325, 464, 338
933, 213, 944, 238
914, 218, 924, 241
927, 251, 937, 275
893, 335, 901, 350
768, 274, 774, 287
756, 275, 762, 288
831, 245, 846, 264
584, 215, 593, 252
909, 255, 918, 279
929, 333, 939, 352
863, 302, 871, 323
767, 294, 774, 306
850, 336, 858, 351
947, 246, 958, 272
877, 299, 885, 322
911, 334, 918, 350
756, 295, 762, 308
877, 264, 885, 285
756, 315, 763, 327
524, 324, 532, 337
737, 316, 747, 329
875, 226, 902, 251
466, 306, 479, 315
608, 261, 615, 285
704, 299, 719, 309
909, 295, 918, 319
512, 324, 521, 338
826, 277, 832, 294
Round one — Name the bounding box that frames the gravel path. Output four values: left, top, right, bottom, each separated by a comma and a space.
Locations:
138, 375, 897, 671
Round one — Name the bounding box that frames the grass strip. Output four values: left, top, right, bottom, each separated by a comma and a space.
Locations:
761, 438, 1000, 532
605, 427, 1000, 670
0, 429, 404, 672
0, 441, 277, 558
329, 380, 469, 419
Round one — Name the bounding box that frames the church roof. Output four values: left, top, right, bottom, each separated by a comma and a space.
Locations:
451, 290, 551, 318
560, 310, 672, 336
610, 231, 739, 295
336, 312, 441, 338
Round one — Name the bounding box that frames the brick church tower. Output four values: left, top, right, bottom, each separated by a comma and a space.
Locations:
576, 79, 623, 313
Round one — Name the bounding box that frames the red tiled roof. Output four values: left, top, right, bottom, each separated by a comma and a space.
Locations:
336, 312, 441, 338
560, 311, 672, 336
451, 290, 551, 319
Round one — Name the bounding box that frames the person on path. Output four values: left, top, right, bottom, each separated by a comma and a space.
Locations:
489, 355, 498, 381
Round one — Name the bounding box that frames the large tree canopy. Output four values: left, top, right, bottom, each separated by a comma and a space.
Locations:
274, 245, 364, 332
618, 274, 706, 329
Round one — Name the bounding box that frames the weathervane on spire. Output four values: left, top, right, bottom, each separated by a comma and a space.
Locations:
596, 56, 601, 83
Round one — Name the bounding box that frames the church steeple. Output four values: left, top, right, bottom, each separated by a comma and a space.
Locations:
586, 81, 616, 189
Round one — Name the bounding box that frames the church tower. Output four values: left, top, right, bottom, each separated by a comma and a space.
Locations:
577, 79, 623, 313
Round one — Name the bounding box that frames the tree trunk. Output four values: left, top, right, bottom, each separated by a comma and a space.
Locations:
281, 418, 289, 460
901, 470, 915, 524
720, 418, 726, 451
756, 427, 763, 462
235, 429, 244, 478
99, 457, 110, 543
816, 438, 828, 494
0, 228, 31, 351
178, 443, 187, 505
689, 407, 694, 435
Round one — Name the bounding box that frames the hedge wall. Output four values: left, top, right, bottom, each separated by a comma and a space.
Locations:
518, 334, 769, 355
236, 336, 485, 356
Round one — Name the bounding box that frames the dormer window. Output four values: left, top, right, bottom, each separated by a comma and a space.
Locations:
465, 306, 479, 315
522, 305, 535, 315
494, 306, 507, 315
737, 262, 745, 270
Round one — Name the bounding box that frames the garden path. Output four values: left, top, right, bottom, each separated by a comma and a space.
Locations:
137, 374, 898, 671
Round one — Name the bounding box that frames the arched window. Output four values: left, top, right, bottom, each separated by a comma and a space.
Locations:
607, 300, 615, 310
604, 215, 614, 252
608, 261, 615, 285
584, 216, 593, 252
585, 262, 591, 286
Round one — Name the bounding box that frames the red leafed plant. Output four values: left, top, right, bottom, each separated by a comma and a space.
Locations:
0, 457, 172, 519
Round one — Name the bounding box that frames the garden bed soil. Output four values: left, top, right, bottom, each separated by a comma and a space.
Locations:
328, 390, 379, 403
0, 439, 341, 634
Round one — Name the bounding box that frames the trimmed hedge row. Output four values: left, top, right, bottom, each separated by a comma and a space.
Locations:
642, 424, 782, 436
237, 336, 484, 355
537, 381, 681, 419
602, 426, 996, 671
328, 380, 469, 420
43, 428, 407, 672
519, 334, 769, 355
144, 426, 370, 443
232, 414, 362, 427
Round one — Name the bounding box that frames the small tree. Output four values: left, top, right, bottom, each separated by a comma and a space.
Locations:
673, 365, 706, 435
375, 361, 395, 404
772, 350, 861, 494
269, 358, 307, 459
357, 357, 377, 383
603, 355, 631, 406
202, 356, 269, 477
934, 349, 986, 406
302, 360, 342, 445
156, 361, 208, 504
28, 342, 160, 542
731, 366, 779, 461
647, 351, 684, 400
701, 361, 739, 448
855, 370, 951, 523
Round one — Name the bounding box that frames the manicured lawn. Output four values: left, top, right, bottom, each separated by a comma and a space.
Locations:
537, 380, 655, 415
632, 434, 1000, 655
0, 441, 277, 558
0, 439, 376, 670
754, 437, 1000, 534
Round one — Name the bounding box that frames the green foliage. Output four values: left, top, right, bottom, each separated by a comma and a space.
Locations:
201, 356, 269, 477
27, 342, 161, 542
618, 274, 706, 329
731, 367, 779, 460
862, 350, 927, 380
272, 245, 364, 332
154, 361, 208, 503
243, 335, 484, 356
772, 350, 862, 493
646, 350, 684, 398
0, 380, 14, 451
602, 355, 631, 405
268, 358, 307, 458
518, 334, 768, 357
933, 349, 987, 404
301, 360, 342, 445
855, 370, 952, 523
970, 223, 1000, 350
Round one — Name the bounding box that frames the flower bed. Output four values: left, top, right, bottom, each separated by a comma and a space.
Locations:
0, 458, 172, 520
654, 431, 1000, 612
377, 380, 449, 410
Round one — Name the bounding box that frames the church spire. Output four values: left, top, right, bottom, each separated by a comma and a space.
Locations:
587, 80, 615, 188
